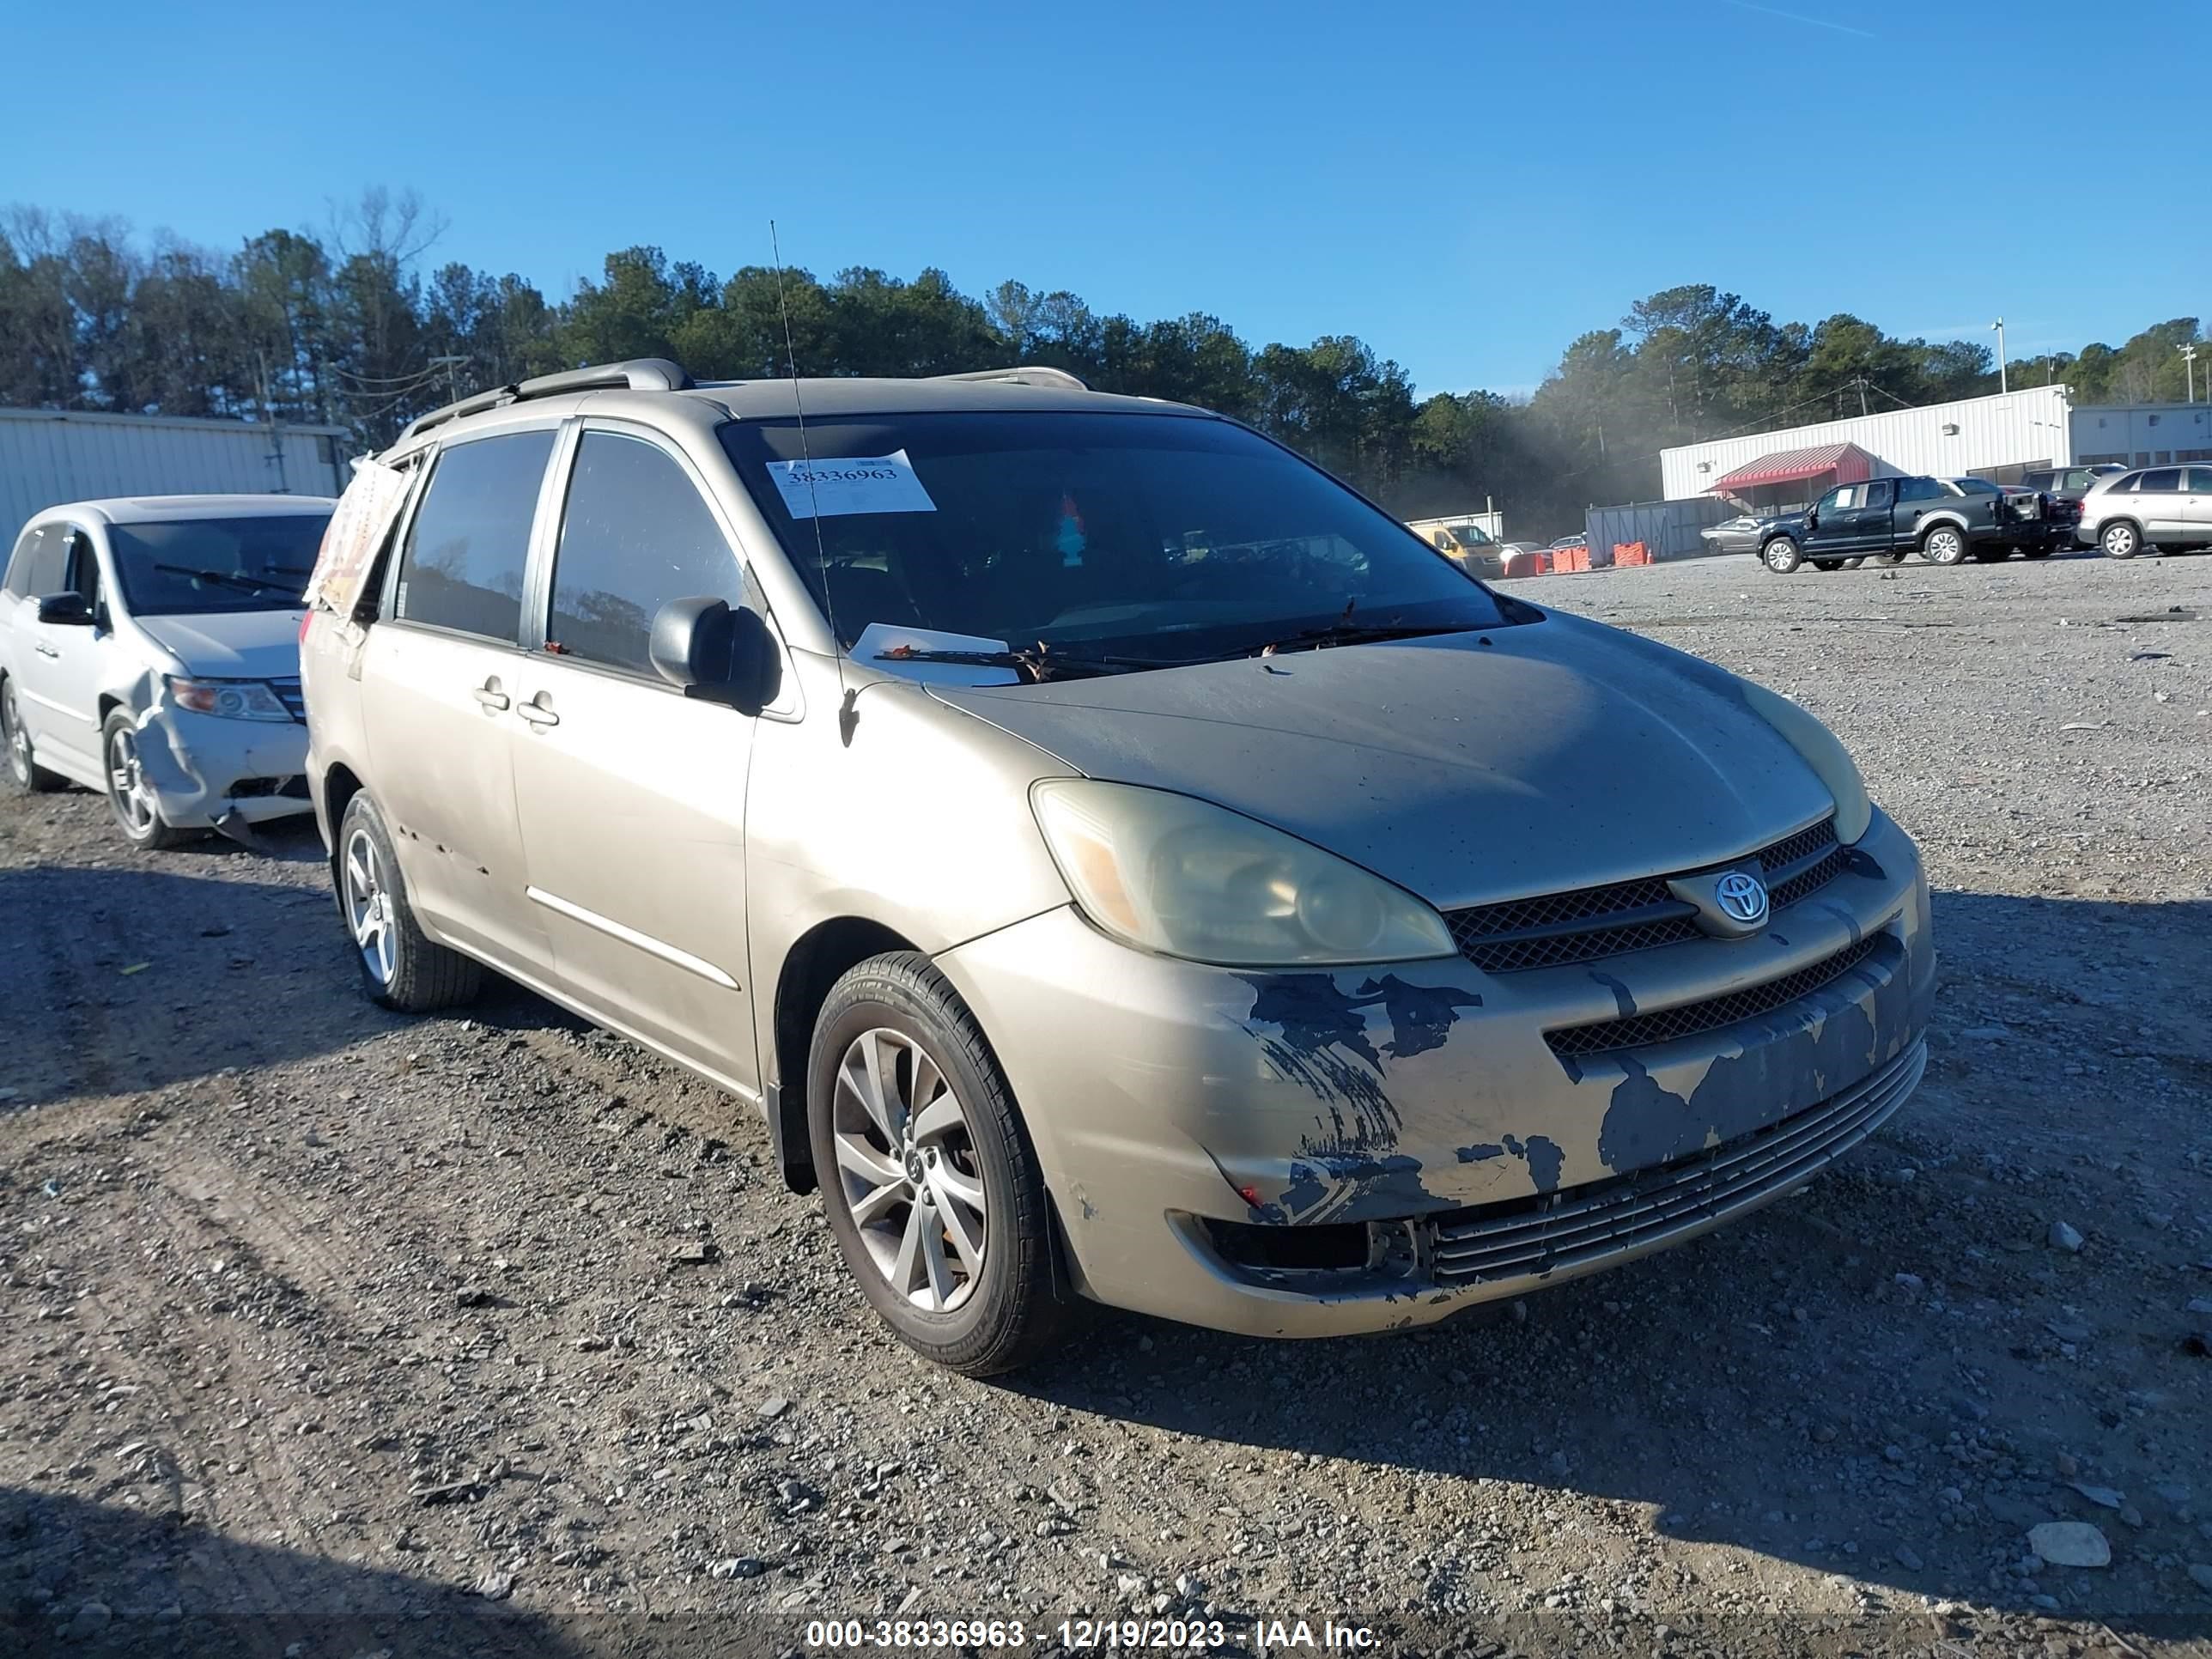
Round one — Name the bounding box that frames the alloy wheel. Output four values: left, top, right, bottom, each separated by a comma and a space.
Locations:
830, 1026, 988, 1313
106, 726, 160, 836
342, 828, 397, 988
3, 687, 28, 785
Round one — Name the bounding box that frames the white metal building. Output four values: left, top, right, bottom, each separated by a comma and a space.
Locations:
1661, 386, 2075, 501
0, 407, 349, 535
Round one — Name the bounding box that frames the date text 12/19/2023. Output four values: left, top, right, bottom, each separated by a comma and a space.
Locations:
802, 1617, 1382, 1650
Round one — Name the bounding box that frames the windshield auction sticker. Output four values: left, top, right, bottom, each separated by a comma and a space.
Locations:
766, 449, 938, 519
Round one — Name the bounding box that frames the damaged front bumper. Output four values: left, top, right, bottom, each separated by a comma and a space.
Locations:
128, 701, 313, 830
933, 808, 1933, 1339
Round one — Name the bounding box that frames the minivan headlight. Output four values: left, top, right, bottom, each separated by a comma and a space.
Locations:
1741, 681, 1872, 843
1030, 779, 1456, 966
166, 677, 294, 722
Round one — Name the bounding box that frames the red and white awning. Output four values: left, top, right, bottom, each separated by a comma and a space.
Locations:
1711, 442, 1877, 494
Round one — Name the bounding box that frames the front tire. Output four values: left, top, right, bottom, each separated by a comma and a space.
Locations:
100, 710, 190, 849
1761, 537, 1803, 574
335, 792, 482, 1012
1921, 525, 1969, 566
2100, 521, 2141, 560
807, 951, 1072, 1376
2, 679, 65, 794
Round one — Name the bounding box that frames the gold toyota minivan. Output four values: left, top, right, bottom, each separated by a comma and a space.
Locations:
301, 359, 1933, 1375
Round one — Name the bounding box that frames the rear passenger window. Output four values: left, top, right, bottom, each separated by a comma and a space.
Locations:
1896, 477, 1944, 503
394, 431, 556, 642
2191, 468, 2212, 493
5, 525, 64, 598
2137, 468, 2182, 492
548, 432, 744, 674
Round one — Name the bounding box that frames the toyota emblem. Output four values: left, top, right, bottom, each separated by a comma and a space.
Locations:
1715, 870, 1769, 925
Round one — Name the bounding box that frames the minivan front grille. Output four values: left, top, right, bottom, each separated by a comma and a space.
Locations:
1428, 1038, 1923, 1286
1444, 817, 1844, 974
1544, 933, 1886, 1060
269, 677, 306, 722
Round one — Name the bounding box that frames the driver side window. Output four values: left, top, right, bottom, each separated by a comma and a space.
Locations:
64, 532, 101, 611
1814, 488, 1845, 514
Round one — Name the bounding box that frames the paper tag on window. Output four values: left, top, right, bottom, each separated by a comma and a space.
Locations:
765, 449, 937, 520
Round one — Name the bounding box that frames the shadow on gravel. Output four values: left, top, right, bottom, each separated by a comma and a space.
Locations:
0, 1485, 585, 1658
1010, 890, 2212, 1640
0, 864, 356, 1110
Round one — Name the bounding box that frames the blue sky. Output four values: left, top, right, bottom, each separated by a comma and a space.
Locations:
9, 0, 2201, 398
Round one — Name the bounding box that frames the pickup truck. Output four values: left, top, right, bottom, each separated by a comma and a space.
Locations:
1754, 475, 2049, 574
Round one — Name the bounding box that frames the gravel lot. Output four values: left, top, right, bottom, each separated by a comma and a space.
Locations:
3, 548, 2209, 1659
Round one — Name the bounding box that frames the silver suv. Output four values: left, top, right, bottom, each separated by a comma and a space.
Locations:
301, 359, 1932, 1375
2075, 464, 2212, 559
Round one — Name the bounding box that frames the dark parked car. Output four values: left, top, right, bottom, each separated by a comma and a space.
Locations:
1700, 514, 1778, 556
2017, 464, 2127, 506
1754, 476, 2045, 573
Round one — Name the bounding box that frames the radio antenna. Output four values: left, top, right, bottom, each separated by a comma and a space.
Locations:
769, 220, 856, 744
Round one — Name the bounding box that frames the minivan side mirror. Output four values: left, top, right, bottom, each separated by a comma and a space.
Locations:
648, 596, 781, 716
35, 592, 94, 626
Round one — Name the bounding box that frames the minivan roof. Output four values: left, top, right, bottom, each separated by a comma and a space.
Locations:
34, 494, 337, 526
392, 358, 1212, 459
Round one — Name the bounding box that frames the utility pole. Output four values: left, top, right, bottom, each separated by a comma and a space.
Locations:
2179, 343, 2199, 404
1990, 319, 2008, 394
1856, 376, 1869, 418
430, 355, 467, 404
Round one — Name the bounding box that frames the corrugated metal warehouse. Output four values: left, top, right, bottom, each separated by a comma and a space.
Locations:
1660, 386, 2074, 501
0, 408, 349, 534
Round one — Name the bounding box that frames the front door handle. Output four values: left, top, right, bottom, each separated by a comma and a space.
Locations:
516, 695, 559, 727
33, 642, 60, 659
473, 681, 510, 711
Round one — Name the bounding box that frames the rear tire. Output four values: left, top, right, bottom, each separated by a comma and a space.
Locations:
1921, 525, 1969, 567
1870, 551, 1906, 567
808, 951, 1073, 1376
2, 679, 66, 794
1761, 537, 1803, 574
335, 792, 482, 1012
100, 710, 191, 850
2100, 521, 2141, 560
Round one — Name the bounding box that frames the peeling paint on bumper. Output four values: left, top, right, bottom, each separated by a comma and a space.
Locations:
933, 807, 1932, 1339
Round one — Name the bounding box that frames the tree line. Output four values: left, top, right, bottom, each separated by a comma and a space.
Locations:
3, 191, 2203, 538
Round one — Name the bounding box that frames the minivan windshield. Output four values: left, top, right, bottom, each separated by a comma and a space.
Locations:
106, 514, 330, 615
719, 413, 1515, 666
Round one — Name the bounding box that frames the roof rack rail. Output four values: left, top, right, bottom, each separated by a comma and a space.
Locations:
930, 366, 1089, 392
398, 357, 696, 443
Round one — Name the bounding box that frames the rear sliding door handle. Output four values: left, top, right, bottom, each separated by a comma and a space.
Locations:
472, 683, 510, 711
516, 696, 559, 727
34, 642, 61, 659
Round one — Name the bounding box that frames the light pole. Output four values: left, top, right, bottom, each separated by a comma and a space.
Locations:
1990, 319, 2008, 394
2179, 343, 2199, 404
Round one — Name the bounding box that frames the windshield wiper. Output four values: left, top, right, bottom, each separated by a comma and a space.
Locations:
871, 641, 1163, 683
1253, 618, 1464, 655
152, 563, 304, 598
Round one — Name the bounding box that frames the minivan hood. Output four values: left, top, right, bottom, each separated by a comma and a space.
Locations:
927, 614, 1837, 910
133, 610, 305, 679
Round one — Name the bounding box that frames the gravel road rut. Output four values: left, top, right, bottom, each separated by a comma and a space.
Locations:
3, 549, 2209, 1659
